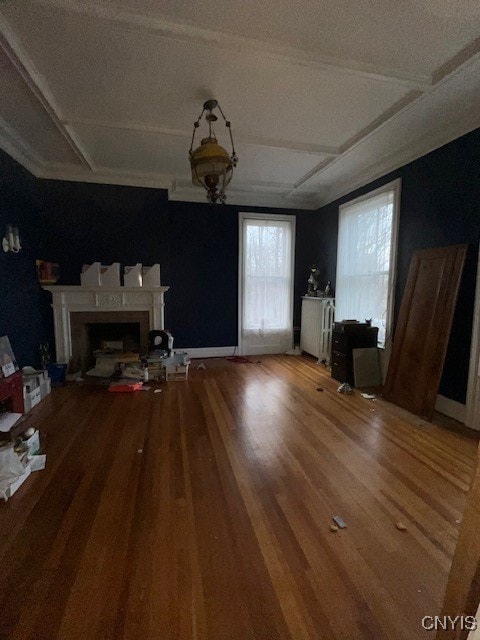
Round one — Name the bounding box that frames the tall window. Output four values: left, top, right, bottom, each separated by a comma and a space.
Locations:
239, 214, 295, 355
335, 179, 400, 347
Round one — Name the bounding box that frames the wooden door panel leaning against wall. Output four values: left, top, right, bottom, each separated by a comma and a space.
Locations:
384, 244, 467, 420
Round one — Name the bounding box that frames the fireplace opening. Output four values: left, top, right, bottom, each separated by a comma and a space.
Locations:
87, 322, 140, 354
70, 311, 150, 374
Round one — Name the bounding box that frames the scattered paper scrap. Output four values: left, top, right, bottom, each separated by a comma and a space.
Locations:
154, 389, 162, 394
137, 449, 143, 454
333, 516, 347, 529
330, 524, 339, 533
361, 393, 376, 399
396, 521, 407, 531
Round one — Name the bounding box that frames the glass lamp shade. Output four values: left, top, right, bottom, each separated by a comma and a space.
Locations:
190, 136, 233, 202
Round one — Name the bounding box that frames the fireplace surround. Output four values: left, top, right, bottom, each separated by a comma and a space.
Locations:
43, 286, 169, 364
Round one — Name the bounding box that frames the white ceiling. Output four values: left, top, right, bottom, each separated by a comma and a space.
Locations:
0, 0, 479, 209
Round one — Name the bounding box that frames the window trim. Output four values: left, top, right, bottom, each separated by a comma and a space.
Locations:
337, 178, 401, 348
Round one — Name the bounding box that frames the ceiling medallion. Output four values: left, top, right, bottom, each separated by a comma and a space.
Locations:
189, 99, 238, 204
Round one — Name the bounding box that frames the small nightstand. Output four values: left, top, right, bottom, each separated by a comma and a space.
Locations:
331, 322, 379, 385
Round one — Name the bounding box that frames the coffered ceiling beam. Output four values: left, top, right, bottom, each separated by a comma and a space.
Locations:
0, 17, 95, 170
66, 118, 340, 157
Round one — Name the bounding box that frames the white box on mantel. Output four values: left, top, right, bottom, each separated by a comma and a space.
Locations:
81, 262, 101, 286
142, 264, 161, 287
124, 264, 143, 287
81, 263, 121, 287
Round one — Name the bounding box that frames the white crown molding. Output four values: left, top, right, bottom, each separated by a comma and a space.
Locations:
295, 48, 480, 201
0, 14, 95, 170
0, 117, 44, 175
315, 117, 480, 209
33, 0, 432, 88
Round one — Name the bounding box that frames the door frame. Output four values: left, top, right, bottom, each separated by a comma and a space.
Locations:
238, 212, 296, 356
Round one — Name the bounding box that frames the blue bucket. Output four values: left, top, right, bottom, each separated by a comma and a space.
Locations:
47, 363, 68, 386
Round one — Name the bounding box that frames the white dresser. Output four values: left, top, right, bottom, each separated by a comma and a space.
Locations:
300, 296, 335, 363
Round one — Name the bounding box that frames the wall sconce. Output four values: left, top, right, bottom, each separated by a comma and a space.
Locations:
2, 224, 21, 253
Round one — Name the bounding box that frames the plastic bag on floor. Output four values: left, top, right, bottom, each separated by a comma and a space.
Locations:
0, 445, 26, 501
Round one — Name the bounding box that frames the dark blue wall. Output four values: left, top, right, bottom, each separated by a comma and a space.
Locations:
37, 182, 298, 349
0, 149, 51, 368
2, 127, 479, 403
299, 128, 480, 404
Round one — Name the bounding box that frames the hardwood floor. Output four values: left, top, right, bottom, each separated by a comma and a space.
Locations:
0, 356, 478, 640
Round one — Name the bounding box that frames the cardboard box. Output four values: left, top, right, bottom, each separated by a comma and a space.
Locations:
24, 430, 40, 455
166, 363, 190, 381
28, 454, 46, 471
39, 377, 51, 400
6, 463, 31, 498
23, 387, 41, 413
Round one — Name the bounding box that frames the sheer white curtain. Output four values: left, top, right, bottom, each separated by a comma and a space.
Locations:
335, 187, 398, 346
241, 217, 294, 353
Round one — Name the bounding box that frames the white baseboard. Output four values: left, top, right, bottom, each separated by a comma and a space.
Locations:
435, 394, 466, 424
179, 346, 237, 359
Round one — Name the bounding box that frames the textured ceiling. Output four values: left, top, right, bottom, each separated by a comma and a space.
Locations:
0, 0, 479, 208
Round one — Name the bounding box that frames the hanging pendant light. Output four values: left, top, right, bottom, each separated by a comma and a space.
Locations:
189, 100, 238, 204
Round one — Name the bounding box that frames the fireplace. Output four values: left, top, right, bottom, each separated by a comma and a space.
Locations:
69, 312, 150, 372
43, 285, 169, 364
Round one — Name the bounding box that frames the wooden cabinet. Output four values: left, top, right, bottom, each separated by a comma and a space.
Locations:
300, 297, 335, 363
331, 322, 378, 385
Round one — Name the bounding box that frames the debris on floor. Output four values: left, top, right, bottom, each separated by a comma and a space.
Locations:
333, 516, 347, 529
108, 381, 143, 392
396, 521, 407, 531
316, 387, 324, 392
154, 389, 162, 394
330, 524, 339, 533
197, 362, 206, 370
337, 382, 353, 395
137, 449, 143, 454
361, 393, 376, 400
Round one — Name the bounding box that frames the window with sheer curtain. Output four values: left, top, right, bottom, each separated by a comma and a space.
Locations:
335, 180, 400, 347
241, 217, 294, 352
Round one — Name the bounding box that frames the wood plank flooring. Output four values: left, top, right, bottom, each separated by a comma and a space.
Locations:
0, 355, 478, 640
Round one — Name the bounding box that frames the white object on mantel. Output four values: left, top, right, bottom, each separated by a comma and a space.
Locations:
81, 263, 121, 287
124, 264, 143, 287
142, 264, 161, 287
43, 285, 170, 364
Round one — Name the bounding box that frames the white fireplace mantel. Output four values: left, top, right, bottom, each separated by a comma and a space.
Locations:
43, 285, 170, 363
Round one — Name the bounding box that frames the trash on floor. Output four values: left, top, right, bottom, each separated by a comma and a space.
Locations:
108, 381, 143, 392
361, 393, 376, 400
330, 524, 339, 533
337, 382, 353, 395
333, 516, 347, 529
396, 521, 407, 531
154, 389, 162, 394
226, 356, 251, 364
197, 362, 206, 370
